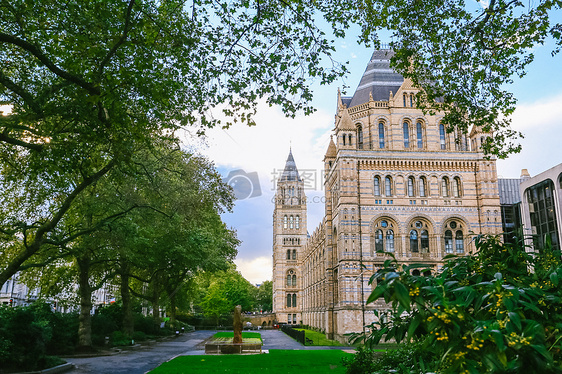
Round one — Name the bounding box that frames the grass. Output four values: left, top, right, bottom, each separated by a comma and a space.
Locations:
149, 349, 352, 373
294, 328, 346, 346
212, 332, 263, 343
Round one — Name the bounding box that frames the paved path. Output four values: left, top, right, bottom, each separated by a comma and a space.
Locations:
66, 329, 353, 373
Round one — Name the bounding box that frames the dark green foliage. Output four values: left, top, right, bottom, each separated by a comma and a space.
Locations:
359, 235, 562, 373
0, 303, 67, 372
133, 313, 160, 336
111, 331, 133, 347
342, 346, 378, 374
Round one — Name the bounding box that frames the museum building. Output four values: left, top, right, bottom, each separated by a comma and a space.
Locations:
272, 49, 502, 342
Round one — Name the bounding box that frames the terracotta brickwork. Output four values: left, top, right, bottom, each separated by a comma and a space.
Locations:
272, 50, 501, 342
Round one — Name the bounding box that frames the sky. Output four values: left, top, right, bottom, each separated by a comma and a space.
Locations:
189, 27, 562, 285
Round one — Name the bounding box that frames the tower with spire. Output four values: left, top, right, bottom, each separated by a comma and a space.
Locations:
272, 48, 501, 342
272, 149, 307, 324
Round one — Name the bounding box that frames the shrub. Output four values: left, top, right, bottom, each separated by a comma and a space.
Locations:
134, 313, 160, 335
111, 331, 132, 346
0, 303, 56, 371
342, 346, 378, 374
360, 235, 562, 373
133, 330, 147, 341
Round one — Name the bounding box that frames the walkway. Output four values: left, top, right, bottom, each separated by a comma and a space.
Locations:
66, 329, 353, 373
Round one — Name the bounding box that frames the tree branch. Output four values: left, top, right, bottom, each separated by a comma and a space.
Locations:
0, 33, 100, 95
0, 70, 43, 115
98, 0, 136, 77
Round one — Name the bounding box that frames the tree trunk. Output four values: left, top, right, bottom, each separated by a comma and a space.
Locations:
120, 261, 134, 337
77, 253, 93, 351
169, 292, 176, 329
151, 276, 160, 325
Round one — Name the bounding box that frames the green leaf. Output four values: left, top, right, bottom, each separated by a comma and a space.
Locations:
550, 271, 559, 286
393, 282, 411, 311
491, 329, 506, 351
366, 284, 387, 304
508, 312, 522, 330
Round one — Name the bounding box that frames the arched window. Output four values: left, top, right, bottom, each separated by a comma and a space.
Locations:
408, 176, 415, 197
292, 294, 297, 307
375, 229, 383, 252
419, 177, 427, 197
292, 249, 296, 260
357, 125, 363, 149
403, 94, 407, 107
292, 274, 297, 286
296, 215, 300, 229
348, 134, 352, 146
379, 122, 385, 149
453, 177, 461, 198
342, 135, 346, 146
287, 294, 292, 307
286, 250, 291, 260
455, 231, 464, 253
410, 230, 419, 252
283, 215, 288, 229
416, 121, 423, 148
289, 215, 294, 229
444, 230, 453, 253
421, 230, 429, 252
439, 124, 446, 150
412, 269, 421, 276
373, 220, 395, 253
386, 230, 395, 252
441, 177, 449, 197
287, 274, 292, 286
403, 122, 410, 148
374, 176, 381, 196
385, 176, 393, 197
410, 94, 414, 107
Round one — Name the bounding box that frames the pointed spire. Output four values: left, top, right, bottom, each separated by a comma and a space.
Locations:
337, 107, 355, 131
280, 149, 301, 182
337, 87, 343, 110
324, 135, 337, 159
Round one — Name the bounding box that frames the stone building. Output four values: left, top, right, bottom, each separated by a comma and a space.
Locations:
272, 49, 502, 342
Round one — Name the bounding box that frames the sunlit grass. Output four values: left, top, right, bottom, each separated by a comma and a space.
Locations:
149, 349, 352, 373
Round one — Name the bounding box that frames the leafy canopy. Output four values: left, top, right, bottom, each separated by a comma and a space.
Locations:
360, 235, 562, 373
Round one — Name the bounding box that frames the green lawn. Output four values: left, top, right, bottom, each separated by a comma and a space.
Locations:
294, 328, 346, 346
212, 331, 263, 342
149, 349, 352, 373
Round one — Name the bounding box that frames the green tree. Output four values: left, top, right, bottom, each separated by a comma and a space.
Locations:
321, 0, 561, 158
17, 144, 238, 349
359, 235, 562, 373
255, 280, 273, 312
199, 267, 256, 325
0, 0, 344, 287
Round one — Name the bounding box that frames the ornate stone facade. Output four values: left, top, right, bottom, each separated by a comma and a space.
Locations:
272, 50, 501, 342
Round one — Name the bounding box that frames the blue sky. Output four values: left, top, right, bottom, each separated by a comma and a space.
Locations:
191, 24, 562, 284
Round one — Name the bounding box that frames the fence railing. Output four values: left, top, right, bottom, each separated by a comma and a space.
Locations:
281, 324, 305, 344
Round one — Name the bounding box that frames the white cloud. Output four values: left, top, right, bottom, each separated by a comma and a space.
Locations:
496, 93, 562, 178
234, 256, 272, 285
191, 100, 333, 190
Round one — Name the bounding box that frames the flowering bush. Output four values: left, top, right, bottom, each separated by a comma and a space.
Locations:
361, 235, 562, 373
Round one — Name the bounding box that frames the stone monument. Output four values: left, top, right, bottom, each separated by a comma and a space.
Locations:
233, 305, 243, 344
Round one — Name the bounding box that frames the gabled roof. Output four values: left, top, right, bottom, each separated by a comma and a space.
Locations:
324, 136, 337, 159
280, 149, 301, 182
337, 108, 356, 131
348, 49, 404, 107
